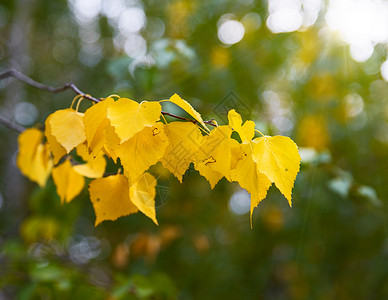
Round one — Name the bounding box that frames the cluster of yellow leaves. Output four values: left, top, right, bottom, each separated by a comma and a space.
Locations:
16, 93, 301, 227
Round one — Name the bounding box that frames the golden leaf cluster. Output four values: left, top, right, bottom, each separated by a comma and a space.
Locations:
16, 94, 301, 227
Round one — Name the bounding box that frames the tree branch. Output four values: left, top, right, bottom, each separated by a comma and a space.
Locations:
161, 111, 216, 127
0, 115, 25, 133
0, 68, 216, 128
0, 69, 100, 103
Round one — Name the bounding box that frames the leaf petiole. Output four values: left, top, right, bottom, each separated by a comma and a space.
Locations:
255, 129, 265, 137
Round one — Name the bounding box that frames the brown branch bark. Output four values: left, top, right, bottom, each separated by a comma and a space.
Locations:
0, 69, 101, 103
0, 68, 216, 129
0, 115, 25, 133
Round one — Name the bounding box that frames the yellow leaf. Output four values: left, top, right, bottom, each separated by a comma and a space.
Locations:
240, 121, 255, 142
194, 125, 233, 188
228, 109, 242, 130
252, 136, 300, 205
49, 109, 86, 153
161, 122, 202, 182
76, 142, 94, 161
88, 119, 110, 156
103, 121, 120, 162
230, 140, 243, 171
73, 155, 106, 178
45, 114, 67, 164
83, 97, 114, 155
230, 143, 272, 225
196, 167, 224, 189
107, 98, 161, 143
52, 160, 84, 204
228, 109, 255, 142
102, 145, 118, 162
89, 174, 138, 226
129, 172, 158, 225
17, 128, 42, 170
17, 128, 53, 187
117, 123, 168, 182
167, 94, 209, 130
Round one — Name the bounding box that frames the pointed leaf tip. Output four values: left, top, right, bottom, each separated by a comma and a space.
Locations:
129, 172, 158, 225
252, 135, 300, 205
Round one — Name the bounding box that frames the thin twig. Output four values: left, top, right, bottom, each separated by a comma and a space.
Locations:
161, 111, 216, 127
0, 115, 25, 133
0, 68, 217, 128
0, 69, 100, 103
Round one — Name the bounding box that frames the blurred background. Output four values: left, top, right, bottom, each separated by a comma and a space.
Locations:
1, 0, 388, 299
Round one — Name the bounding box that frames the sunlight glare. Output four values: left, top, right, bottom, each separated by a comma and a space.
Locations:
380, 60, 388, 82
266, 0, 321, 33
326, 0, 388, 61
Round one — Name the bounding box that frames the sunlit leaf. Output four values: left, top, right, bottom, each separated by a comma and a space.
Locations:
194, 125, 233, 188
166, 94, 209, 130
161, 122, 202, 182
48, 109, 86, 153
118, 123, 168, 182
76, 142, 94, 162
129, 172, 158, 225
17, 128, 53, 187
103, 121, 120, 162
52, 160, 84, 204
230, 143, 272, 226
45, 114, 67, 164
228, 109, 255, 142
252, 136, 301, 205
107, 98, 161, 143
228, 109, 242, 127
89, 174, 138, 226
83, 97, 115, 156
73, 155, 106, 178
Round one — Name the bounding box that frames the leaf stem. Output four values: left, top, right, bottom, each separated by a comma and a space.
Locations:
255, 129, 265, 137
160, 113, 168, 124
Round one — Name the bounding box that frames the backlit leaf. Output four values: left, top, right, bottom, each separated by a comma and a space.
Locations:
252, 136, 301, 205
76, 142, 94, 162
89, 174, 138, 226
45, 114, 67, 164
17, 128, 53, 187
228, 109, 242, 130
118, 123, 168, 182
230, 143, 272, 225
103, 121, 120, 162
161, 122, 202, 182
52, 160, 85, 204
129, 172, 158, 225
49, 109, 86, 153
73, 155, 106, 178
107, 98, 161, 143
195, 167, 224, 189
194, 125, 233, 188
83, 97, 114, 156
240, 121, 255, 142
228, 109, 255, 142
167, 94, 209, 130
